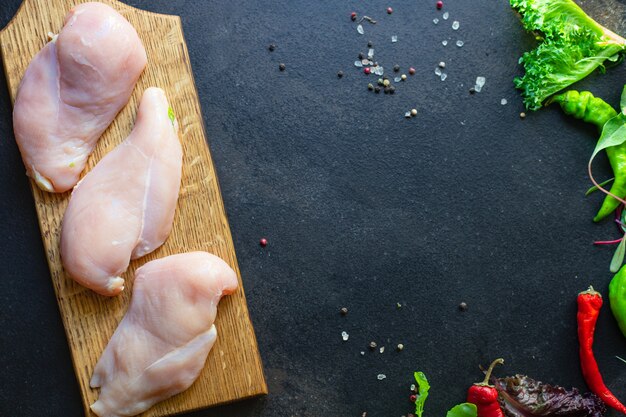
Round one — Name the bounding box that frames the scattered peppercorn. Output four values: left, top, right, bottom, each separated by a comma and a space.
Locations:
438, 61, 446, 69
368, 41, 373, 48
268, 44, 276, 52
364, 67, 371, 75
340, 307, 348, 316
411, 109, 417, 116
401, 74, 407, 81
410, 394, 417, 402
374, 87, 381, 93
387, 7, 393, 14
437, 1, 444, 9
358, 52, 365, 60
459, 302, 468, 311
383, 79, 390, 87
367, 83, 374, 90
351, 12, 357, 21
260, 238, 268, 247
278, 63, 286, 71
469, 87, 476, 94
405, 112, 412, 119
409, 67, 416, 75
369, 341, 377, 350
377, 78, 384, 86
389, 86, 396, 94
337, 71, 344, 78
397, 343, 404, 351
393, 64, 400, 72
520, 112, 527, 119
384, 87, 390, 94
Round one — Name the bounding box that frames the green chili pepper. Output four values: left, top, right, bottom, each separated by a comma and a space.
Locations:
610, 264, 626, 338
551, 90, 626, 221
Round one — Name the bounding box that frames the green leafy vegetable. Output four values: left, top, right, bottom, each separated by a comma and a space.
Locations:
168, 106, 176, 126
510, 0, 626, 111
611, 237, 626, 273
446, 403, 477, 417
414, 371, 431, 417
494, 374, 606, 417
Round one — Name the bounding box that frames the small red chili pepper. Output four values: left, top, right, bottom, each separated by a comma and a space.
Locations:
577, 286, 626, 414
436, 1, 444, 9
467, 358, 505, 417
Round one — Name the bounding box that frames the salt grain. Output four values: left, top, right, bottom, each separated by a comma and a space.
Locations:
342, 331, 349, 341
475, 76, 486, 88
377, 374, 387, 380
440, 73, 447, 81
354, 61, 363, 67
368, 48, 375, 59
443, 11, 449, 20
357, 24, 364, 35
501, 98, 508, 105
435, 67, 442, 76
394, 76, 402, 82
433, 18, 439, 24
456, 40, 464, 47
405, 111, 412, 118
442, 40, 448, 46
452, 21, 459, 30
380, 346, 385, 353
391, 35, 398, 43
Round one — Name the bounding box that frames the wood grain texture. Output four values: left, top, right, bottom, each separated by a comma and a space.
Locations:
0, 1, 267, 416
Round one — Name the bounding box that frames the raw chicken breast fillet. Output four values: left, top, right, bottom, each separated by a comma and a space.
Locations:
13, 2, 147, 192
60, 87, 182, 296
90, 252, 238, 417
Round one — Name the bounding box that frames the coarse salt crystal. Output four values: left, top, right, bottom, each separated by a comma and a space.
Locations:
435, 67, 442, 76
368, 48, 375, 59
379, 346, 385, 353
433, 18, 439, 24
377, 374, 387, 380
501, 98, 508, 105
405, 111, 412, 118
354, 60, 363, 67
442, 40, 448, 46
357, 24, 364, 35
475, 76, 486, 87
456, 40, 464, 47
342, 331, 349, 341
394, 76, 402, 82
443, 11, 449, 20
452, 21, 459, 30
391, 35, 398, 43
440, 73, 447, 81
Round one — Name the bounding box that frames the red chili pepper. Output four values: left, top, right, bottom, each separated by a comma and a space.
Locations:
577, 286, 626, 414
467, 358, 505, 417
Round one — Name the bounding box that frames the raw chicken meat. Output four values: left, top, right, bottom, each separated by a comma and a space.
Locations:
60, 87, 182, 296
90, 252, 238, 417
13, 2, 147, 193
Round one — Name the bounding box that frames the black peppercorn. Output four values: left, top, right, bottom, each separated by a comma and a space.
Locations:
337, 71, 344, 78
268, 44, 276, 52
279, 63, 286, 71
393, 64, 400, 72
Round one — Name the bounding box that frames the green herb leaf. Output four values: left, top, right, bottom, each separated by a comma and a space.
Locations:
585, 178, 615, 195
611, 237, 626, 273
413, 372, 431, 417
168, 106, 175, 126
446, 403, 477, 417
621, 85, 626, 115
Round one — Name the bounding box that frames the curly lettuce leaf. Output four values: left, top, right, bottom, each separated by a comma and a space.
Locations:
494, 375, 606, 417
414, 371, 431, 417
510, 0, 626, 110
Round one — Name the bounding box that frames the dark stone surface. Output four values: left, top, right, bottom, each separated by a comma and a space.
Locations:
1, 1, 626, 416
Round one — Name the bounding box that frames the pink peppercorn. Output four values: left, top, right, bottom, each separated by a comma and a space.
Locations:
364, 67, 371, 75
436, 1, 443, 9
387, 7, 393, 14
409, 67, 416, 75
410, 394, 417, 402
260, 238, 268, 247
350, 12, 357, 21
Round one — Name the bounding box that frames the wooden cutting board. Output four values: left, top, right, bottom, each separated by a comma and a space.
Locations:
0, 1, 267, 416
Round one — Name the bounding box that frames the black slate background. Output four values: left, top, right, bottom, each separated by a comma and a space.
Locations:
2, 1, 626, 416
